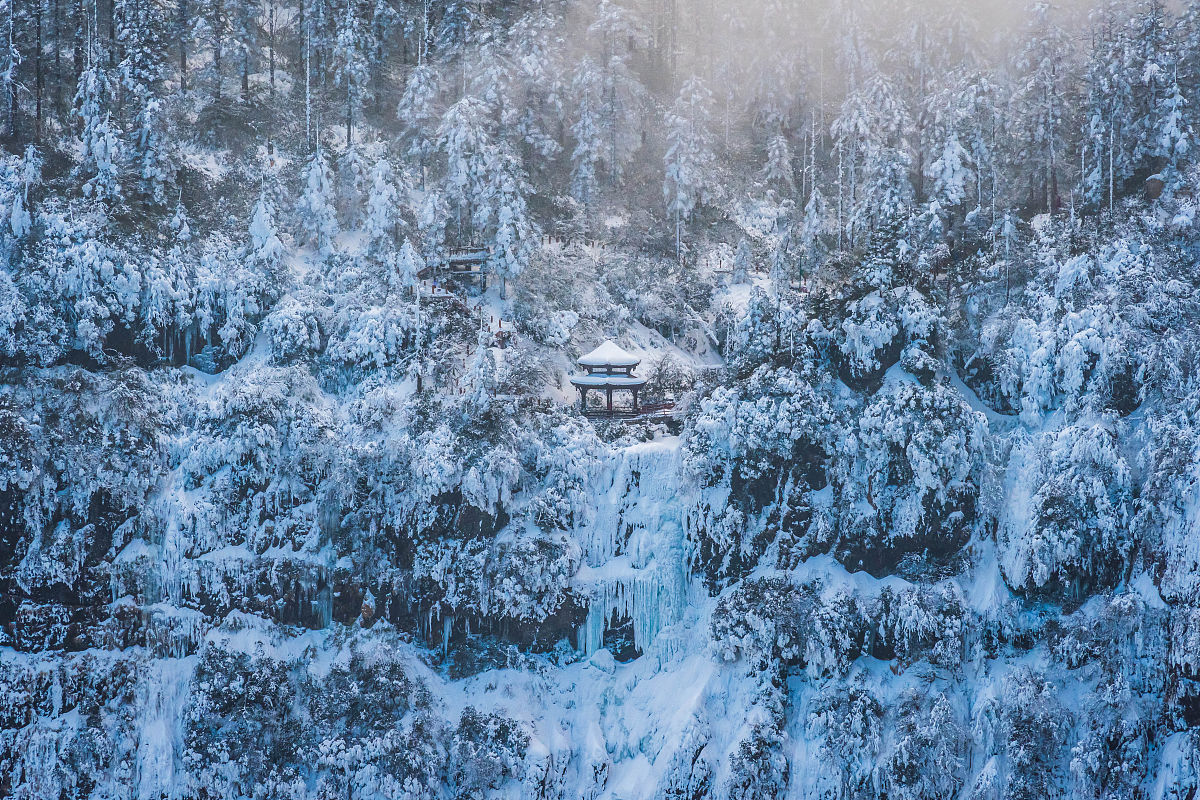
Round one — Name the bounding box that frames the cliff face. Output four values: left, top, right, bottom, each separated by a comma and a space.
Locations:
3, 309, 1199, 799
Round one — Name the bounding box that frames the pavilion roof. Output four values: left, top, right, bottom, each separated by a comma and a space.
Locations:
578, 340, 640, 368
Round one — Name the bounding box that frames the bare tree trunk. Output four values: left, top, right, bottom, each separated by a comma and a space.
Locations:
267, 1, 275, 97
73, 0, 84, 86
35, 1, 44, 140
178, 0, 187, 91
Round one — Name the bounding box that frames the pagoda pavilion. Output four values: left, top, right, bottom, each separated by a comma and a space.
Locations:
570, 341, 647, 414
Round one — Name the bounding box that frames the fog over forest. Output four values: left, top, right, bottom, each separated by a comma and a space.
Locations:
3, 0, 1200, 798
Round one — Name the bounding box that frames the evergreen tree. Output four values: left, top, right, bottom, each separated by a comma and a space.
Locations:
74, 46, 123, 204
397, 64, 439, 187
438, 95, 492, 241
732, 237, 752, 284
249, 189, 284, 267
394, 237, 423, 298
364, 156, 400, 255
334, 0, 369, 145
337, 144, 368, 228
295, 148, 339, 254
663, 75, 715, 260
763, 129, 795, 193
570, 57, 604, 211
1010, 1, 1074, 214
588, 0, 647, 185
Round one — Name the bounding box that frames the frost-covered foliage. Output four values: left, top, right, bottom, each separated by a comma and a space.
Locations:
6, 0, 1200, 798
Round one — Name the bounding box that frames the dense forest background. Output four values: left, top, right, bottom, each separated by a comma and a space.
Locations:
4, 0, 1200, 798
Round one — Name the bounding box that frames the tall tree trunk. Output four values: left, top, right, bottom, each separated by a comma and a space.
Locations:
213, 0, 223, 102
35, 1, 43, 140
53, 0, 61, 114
6, 4, 15, 140
73, 0, 84, 87
178, 0, 187, 92
267, 1, 275, 97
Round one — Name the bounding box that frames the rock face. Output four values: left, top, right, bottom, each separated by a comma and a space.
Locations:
1146, 175, 1166, 201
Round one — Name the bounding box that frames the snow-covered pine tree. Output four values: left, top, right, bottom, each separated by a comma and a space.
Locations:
334, 0, 369, 145
117, 0, 169, 205
763, 129, 795, 193
75, 44, 124, 205
1156, 69, 1191, 186
295, 148, 339, 255
570, 57, 604, 211
588, 0, 647, 185
249, 189, 285, 270
337, 144, 368, 229
8, 144, 37, 238
364, 156, 400, 255
397, 64, 439, 188
1011, 0, 1074, 214
0, 0, 18, 140
394, 237, 424, 299
663, 75, 715, 261
438, 95, 492, 240
732, 238, 752, 284
482, 144, 534, 299
798, 187, 829, 282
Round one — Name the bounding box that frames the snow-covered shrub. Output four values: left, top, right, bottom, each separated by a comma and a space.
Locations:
413, 526, 581, 638
979, 301, 1119, 422
710, 578, 864, 677
710, 577, 815, 670
834, 379, 985, 574
485, 529, 582, 625
0, 652, 142, 796
449, 707, 530, 799
806, 686, 885, 799
885, 691, 965, 800
526, 416, 605, 532
724, 287, 810, 375
803, 590, 866, 679
870, 583, 966, 667
184, 645, 302, 796
1051, 593, 1166, 687
1000, 669, 1068, 800
1138, 401, 1200, 605
178, 366, 337, 553
306, 647, 445, 798
1069, 673, 1152, 800
725, 688, 789, 800
19, 202, 140, 361
0, 268, 25, 361
327, 302, 419, 375
686, 365, 836, 496
807, 218, 941, 389
1000, 417, 1132, 602
2, 369, 166, 601
263, 290, 328, 364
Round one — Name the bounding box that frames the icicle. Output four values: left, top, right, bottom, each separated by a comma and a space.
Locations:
575, 440, 692, 657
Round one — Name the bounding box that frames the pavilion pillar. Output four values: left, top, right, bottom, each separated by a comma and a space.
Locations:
606, 388, 613, 415
579, 387, 587, 411
633, 389, 639, 412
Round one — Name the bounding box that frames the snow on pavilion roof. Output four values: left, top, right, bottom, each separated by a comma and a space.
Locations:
578, 340, 641, 368
569, 373, 647, 388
